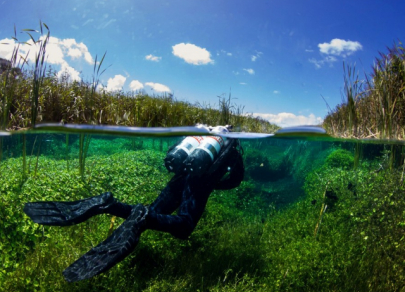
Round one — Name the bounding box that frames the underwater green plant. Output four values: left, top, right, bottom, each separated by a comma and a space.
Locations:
1, 134, 405, 291
325, 148, 354, 169
0, 136, 3, 162
78, 133, 91, 180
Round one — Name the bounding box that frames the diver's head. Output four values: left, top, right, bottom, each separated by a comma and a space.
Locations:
209, 125, 232, 134
195, 124, 233, 132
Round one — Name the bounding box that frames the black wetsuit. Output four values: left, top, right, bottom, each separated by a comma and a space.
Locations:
147, 138, 244, 239
105, 138, 244, 239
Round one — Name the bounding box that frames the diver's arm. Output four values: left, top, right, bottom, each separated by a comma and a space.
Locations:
214, 153, 244, 190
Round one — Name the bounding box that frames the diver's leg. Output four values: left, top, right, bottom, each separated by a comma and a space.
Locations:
146, 175, 213, 239
148, 174, 186, 214
63, 204, 148, 282
24, 192, 131, 226
62, 176, 208, 281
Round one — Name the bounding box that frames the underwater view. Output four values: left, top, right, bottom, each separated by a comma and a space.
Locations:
1, 127, 405, 291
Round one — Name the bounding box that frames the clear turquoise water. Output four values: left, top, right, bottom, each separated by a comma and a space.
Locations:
1, 125, 403, 290
0, 125, 393, 208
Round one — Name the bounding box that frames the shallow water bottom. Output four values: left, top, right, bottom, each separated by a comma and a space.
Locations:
1, 131, 404, 291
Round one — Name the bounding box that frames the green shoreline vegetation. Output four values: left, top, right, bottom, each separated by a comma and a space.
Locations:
0, 23, 279, 134
2, 24, 405, 291
323, 41, 405, 140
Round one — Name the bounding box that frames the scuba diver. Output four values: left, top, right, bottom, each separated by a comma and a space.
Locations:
23, 125, 244, 282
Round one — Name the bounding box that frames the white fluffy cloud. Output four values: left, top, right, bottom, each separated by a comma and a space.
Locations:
58, 38, 94, 64
145, 54, 162, 62
319, 39, 362, 56
129, 80, 144, 91
172, 43, 213, 65
106, 75, 126, 91
309, 38, 362, 68
57, 63, 81, 82
243, 68, 255, 75
0, 36, 94, 81
145, 82, 171, 92
253, 112, 323, 127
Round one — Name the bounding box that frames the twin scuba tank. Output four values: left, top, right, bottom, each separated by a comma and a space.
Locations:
164, 125, 230, 176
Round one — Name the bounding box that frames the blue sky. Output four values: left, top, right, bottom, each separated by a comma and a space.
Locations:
0, 0, 404, 127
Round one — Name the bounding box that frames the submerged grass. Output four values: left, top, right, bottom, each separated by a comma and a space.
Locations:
1, 136, 405, 291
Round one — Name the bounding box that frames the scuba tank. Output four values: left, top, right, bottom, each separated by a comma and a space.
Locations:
164, 136, 205, 173
183, 126, 229, 177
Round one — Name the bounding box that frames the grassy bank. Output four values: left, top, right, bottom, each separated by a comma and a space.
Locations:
323, 41, 405, 140
0, 24, 278, 134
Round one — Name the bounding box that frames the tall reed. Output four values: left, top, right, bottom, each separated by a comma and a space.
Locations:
22, 134, 26, 180
84, 52, 108, 124
343, 63, 362, 137
66, 134, 69, 171
0, 136, 3, 163
354, 142, 362, 169
0, 26, 27, 130
323, 41, 405, 140
34, 136, 41, 177
26, 21, 50, 127
28, 135, 38, 174
79, 134, 91, 180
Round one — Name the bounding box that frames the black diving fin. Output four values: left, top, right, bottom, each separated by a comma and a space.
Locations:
23, 192, 116, 226
62, 204, 148, 282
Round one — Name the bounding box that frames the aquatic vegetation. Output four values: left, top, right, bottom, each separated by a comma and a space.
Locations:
244, 148, 291, 182
2, 134, 405, 291
0, 136, 3, 162
0, 148, 169, 287
325, 148, 354, 170
303, 162, 405, 291
78, 134, 91, 180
